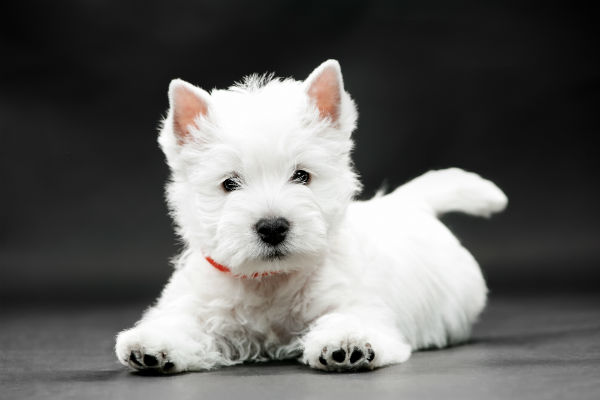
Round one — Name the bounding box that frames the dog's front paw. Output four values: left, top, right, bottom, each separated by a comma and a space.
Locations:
302, 330, 379, 372
115, 327, 183, 374
315, 341, 376, 371
126, 348, 176, 374
301, 314, 412, 372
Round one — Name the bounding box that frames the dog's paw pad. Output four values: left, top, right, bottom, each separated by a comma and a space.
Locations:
164, 361, 175, 371
143, 354, 158, 367
318, 355, 328, 365
129, 351, 143, 366
366, 347, 375, 362
331, 349, 346, 363
127, 349, 175, 374
316, 342, 375, 371
349, 347, 363, 363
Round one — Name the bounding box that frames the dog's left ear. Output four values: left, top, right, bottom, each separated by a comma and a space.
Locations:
304, 60, 344, 123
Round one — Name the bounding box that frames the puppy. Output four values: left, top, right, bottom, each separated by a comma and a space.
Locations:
115, 60, 507, 373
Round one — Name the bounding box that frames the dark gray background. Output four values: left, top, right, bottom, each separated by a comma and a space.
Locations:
1, 0, 598, 305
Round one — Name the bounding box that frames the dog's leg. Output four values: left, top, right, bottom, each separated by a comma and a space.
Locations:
115, 305, 239, 373
300, 310, 412, 371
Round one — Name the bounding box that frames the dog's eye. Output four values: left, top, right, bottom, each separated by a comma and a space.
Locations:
291, 170, 310, 185
222, 178, 240, 192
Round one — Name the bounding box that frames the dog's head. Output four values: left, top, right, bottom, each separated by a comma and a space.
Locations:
159, 60, 360, 277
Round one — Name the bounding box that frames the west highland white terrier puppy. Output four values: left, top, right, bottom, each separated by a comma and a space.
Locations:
115, 60, 507, 373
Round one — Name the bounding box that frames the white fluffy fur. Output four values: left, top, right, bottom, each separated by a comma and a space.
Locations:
115, 60, 508, 373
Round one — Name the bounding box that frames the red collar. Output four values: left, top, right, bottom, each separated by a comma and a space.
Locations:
205, 256, 281, 279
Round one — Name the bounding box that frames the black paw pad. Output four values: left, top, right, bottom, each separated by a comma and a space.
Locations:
367, 348, 375, 362
163, 361, 175, 371
129, 351, 142, 366
318, 355, 328, 366
143, 354, 158, 367
331, 349, 346, 363
350, 347, 364, 364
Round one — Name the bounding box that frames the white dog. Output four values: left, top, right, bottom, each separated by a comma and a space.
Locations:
115, 60, 507, 373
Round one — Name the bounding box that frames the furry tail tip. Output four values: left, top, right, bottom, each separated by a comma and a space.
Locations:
399, 168, 508, 218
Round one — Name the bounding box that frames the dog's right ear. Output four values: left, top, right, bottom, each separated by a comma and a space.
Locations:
168, 79, 211, 145
304, 60, 344, 123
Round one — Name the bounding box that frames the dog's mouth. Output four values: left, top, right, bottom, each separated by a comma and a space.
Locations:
261, 246, 288, 261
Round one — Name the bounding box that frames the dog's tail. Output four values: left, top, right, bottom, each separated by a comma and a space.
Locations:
391, 168, 508, 218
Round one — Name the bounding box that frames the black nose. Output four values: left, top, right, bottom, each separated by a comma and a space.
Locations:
255, 217, 290, 246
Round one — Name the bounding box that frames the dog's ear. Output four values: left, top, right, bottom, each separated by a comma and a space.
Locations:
304, 60, 344, 123
168, 79, 211, 144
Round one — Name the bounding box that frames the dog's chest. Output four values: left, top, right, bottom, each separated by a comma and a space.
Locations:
230, 278, 316, 342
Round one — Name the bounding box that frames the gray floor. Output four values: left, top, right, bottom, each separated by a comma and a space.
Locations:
2, 294, 599, 400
